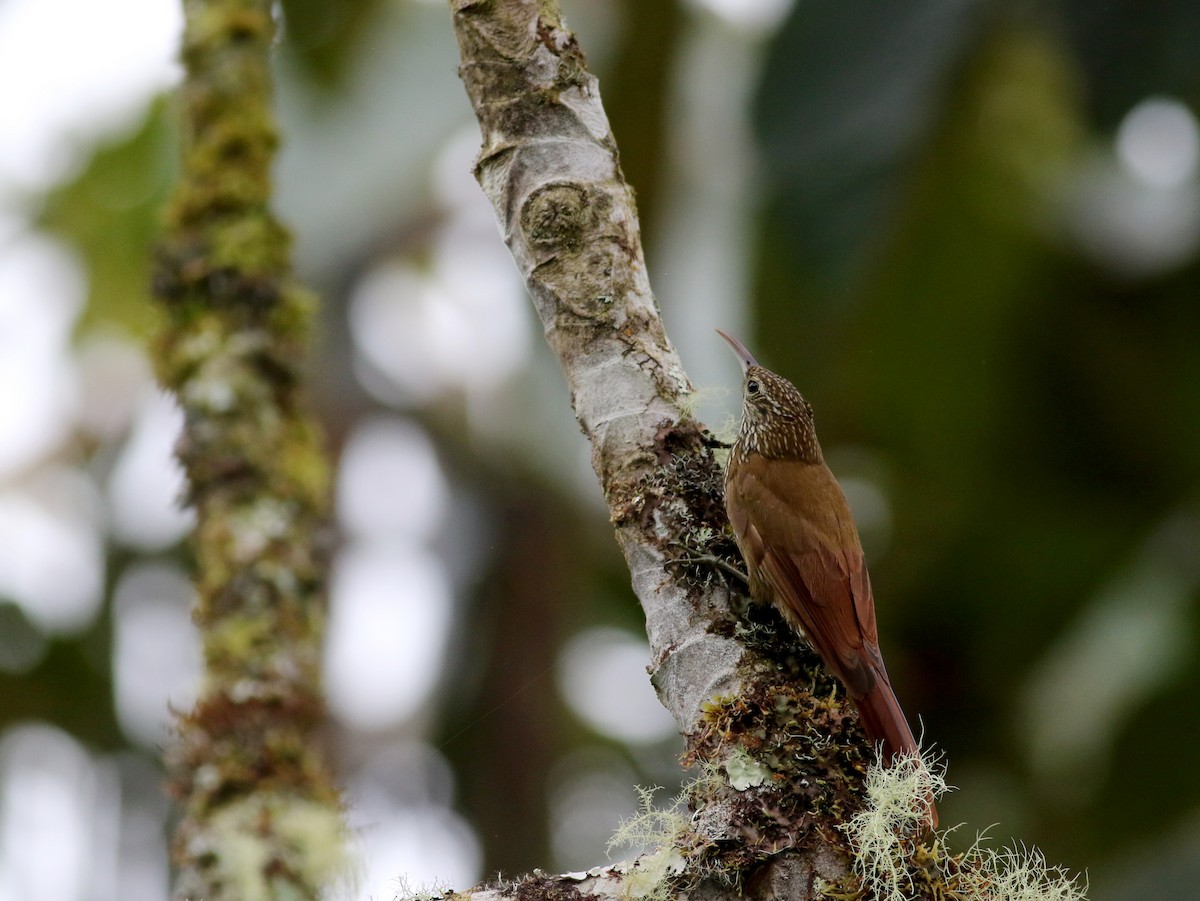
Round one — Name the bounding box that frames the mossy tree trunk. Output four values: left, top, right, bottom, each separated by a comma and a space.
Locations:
153, 1, 346, 898
444, 2, 886, 900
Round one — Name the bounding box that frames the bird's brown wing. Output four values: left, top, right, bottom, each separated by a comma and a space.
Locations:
727, 457, 882, 697
728, 455, 924, 776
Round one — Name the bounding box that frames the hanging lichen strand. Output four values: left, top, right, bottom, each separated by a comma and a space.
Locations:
152, 1, 346, 898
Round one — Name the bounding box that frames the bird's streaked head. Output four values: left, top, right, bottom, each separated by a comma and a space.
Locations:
717, 330, 821, 463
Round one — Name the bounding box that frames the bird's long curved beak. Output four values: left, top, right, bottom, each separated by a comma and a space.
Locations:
716, 329, 758, 374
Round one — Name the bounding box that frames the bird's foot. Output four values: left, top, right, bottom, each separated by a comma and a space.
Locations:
667, 542, 750, 588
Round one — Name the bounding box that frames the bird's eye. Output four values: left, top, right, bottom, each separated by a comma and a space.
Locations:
746, 379, 760, 395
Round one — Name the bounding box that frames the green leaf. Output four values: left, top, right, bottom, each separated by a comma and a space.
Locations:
39, 99, 178, 338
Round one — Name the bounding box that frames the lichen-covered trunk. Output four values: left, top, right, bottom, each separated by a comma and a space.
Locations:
448, 0, 746, 737
153, 1, 346, 898
446, 2, 876, 900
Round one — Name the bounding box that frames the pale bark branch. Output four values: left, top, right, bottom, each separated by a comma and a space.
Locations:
449, 0, 744, 738
445, 2, 883, 900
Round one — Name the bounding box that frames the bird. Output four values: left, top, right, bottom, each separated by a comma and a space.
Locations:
717, 329, 936, 827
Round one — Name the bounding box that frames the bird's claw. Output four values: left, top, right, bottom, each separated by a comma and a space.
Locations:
667, 541, 750, 588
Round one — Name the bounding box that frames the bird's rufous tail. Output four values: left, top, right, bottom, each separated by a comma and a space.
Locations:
854, 677, 939, 830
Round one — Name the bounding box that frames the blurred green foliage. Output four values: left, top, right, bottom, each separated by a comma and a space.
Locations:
39, 100, 177, 337
278, 0, 388, 88
754, 0, 1200, 882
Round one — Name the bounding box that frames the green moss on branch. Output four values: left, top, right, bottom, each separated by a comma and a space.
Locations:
152, 1, 345, 898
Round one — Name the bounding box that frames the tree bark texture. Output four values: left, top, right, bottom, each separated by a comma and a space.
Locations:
445, 2, 900, 900
153, 1, 346, 898
450, 0, 745, 743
